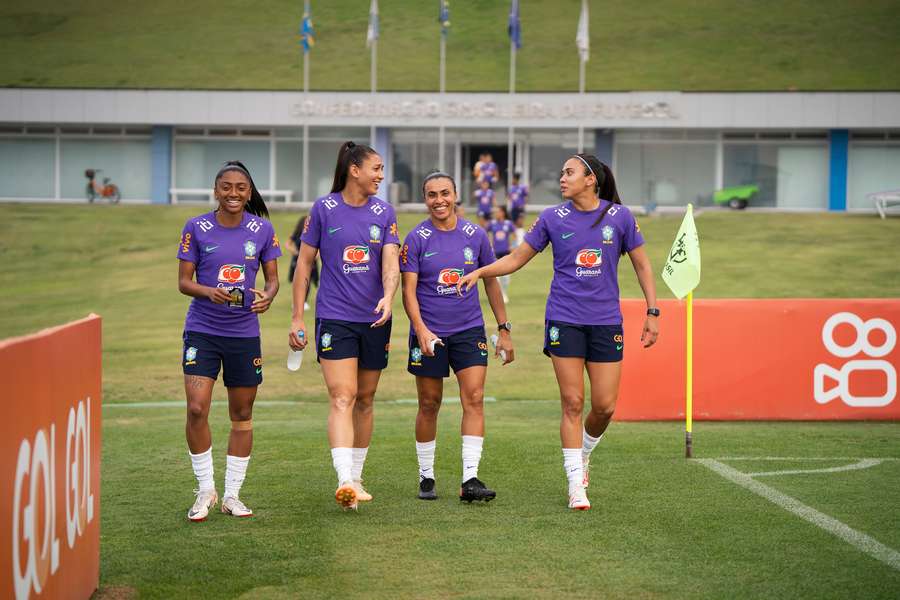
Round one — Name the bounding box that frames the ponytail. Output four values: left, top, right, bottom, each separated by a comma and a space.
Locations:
214, 160, 269, 220
571, 154, 621, 228
331, 141, 378, 194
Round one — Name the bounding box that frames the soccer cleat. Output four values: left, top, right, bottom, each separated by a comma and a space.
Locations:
335, 481, 358, 510
568, 486, 591, 511
352, 480, 373, 502
582, 457, 590, 488
221, 495, 253, 517
459, 477, 496, 503
188, 489, 218, 522
418, 477, 437, 500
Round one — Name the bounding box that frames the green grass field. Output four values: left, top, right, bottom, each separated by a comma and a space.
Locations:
2, 1, 899, 91
2, 204, 900, 598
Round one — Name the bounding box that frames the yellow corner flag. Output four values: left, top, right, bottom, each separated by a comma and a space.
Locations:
663, 204, 701, 458
662, 204, 701, 299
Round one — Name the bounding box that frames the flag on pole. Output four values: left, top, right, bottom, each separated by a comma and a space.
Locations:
508, 0, 521, 49
300, 1, 315, 53
662, 204, 701, 299
439, 1, 450, 37
367, 0, 380, 48
576, 0, 589, 62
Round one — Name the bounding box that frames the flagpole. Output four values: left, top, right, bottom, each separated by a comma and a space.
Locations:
302, 3, 310, 204
508, 40, 515, 190
370, 37, 377, 147
685, 290, 694, 458
439, 30, 446, 171
577, 56, 585, 153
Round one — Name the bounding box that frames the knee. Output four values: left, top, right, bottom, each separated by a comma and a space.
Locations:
461, 389, 485, 415
230, 405, 253, 423
418, 395, 442, 419
186, 402, 208, 423
590, 400, 616, 422
354, 393, 374, 416
331, 391, 356, 413
560, 394, 585, 421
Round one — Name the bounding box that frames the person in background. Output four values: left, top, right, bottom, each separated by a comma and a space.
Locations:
487, 205, 516, 303
506, 172, 529, 245
285, 215, 319, 310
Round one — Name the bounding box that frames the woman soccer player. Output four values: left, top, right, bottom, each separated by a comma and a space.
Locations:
401, 170, 514, 502
285, 215, 318, 309
457, 154, 659, 511
506, 172, 529, 244
177, 160, 281, 521
474, 179, 495, 228
487, 205, 516, 302
288, 141, 400, 510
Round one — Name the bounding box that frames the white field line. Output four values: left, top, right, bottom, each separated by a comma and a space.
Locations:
715, 457, 900, 461
747, 458, 884, 477
104, 397, 498, 409
697, 459, 900, 572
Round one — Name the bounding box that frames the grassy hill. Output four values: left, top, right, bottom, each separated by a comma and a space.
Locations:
1, 0, 899, 91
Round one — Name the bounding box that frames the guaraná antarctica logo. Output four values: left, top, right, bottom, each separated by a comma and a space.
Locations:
217, 264, 245, 284
574, 248, 602, 277
437, 268, 465, 295
342, 245, 371, 274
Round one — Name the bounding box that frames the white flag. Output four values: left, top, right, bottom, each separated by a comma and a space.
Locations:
367, 0, 380, 48
576, 0, 589, 63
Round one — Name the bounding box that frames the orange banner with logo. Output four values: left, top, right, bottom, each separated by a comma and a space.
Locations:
1, 315, 101, 600
618, 299, 899, 420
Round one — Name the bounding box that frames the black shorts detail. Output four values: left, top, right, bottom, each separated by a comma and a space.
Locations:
408, 326, 488, 378
543, 320, 623, 363
510, 207, 525, 223
315, 318, 392, 370
182, 331, 263, 387
477, 209, 492, 220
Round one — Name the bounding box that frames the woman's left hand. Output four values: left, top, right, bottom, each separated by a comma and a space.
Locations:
641, 316, 659, 348
250, 288, 272, 313
496, 331, 515, 365
371, 296, 392, 327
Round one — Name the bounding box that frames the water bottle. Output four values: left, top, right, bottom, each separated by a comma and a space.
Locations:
429, 338, 443, 353
287, 330, 305, 371
490, 334, 507, 362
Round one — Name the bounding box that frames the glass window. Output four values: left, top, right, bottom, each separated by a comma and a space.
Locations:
174, 140, 270, 191
392, 131, 455, 204
724, 143, 828, 209
275, 141, 302, 203
0, 139, 54, 198
60, 139, 151, 200
527, 131, 595, 205
848, 144, 900, 210
616, 142, 716, 207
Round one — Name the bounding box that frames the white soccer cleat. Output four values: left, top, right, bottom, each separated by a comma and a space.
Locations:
352, 480, 373, 502
335, 481, 358, 510
221, 495, 253, 517
582, 457, 590, 488
568, 486, 591, 511
188, 489, 218, 522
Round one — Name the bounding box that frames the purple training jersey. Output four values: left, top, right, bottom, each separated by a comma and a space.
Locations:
177, 211, 282, 337
475, 188, 495, 214
488, 219, 516, 256
507, 184, 528, 210
301, 193, 400, 323
524, 201, 644, 325
400, 218, 495, 337
482, 161, 498, 184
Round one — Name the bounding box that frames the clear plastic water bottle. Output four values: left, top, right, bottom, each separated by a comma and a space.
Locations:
287, 330, 305, 371
490, 334, 507, 362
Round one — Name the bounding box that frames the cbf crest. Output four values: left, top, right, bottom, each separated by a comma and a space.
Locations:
602, 225, 614, 244
244, 240, 257, 258
369, 224, 382, 243
463, 246, 475, 265
549, 326, 560, 345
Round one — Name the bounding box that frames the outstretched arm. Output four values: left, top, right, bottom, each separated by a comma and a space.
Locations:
456, 242, 538, 294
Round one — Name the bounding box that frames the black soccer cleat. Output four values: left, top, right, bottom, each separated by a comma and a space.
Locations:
459, 477, 496, 503
418, 477, 437, 500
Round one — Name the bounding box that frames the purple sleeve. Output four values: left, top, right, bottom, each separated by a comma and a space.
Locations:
385, 204, 401, 246
478, 230, 496, 266
300, 201, 322, 248
524, 212, 550, 252
260, 220, 282, 262
177, 220, 199, 263
400, 231, 419, 273
622, 210, 645, 252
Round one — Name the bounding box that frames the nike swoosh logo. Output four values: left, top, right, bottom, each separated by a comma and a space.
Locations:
616, 345, 623, 350
424, 251, 439, 257
561, 232, 575, 239
328, 227, 342, 234
188, 509, 200, 517
204, 245, 218, 252
255, 368, 262, 374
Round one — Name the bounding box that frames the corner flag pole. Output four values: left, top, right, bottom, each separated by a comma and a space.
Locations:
685, 290, 693, 458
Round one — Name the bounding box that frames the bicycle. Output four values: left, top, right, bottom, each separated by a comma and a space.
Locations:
84, 169, 121, 203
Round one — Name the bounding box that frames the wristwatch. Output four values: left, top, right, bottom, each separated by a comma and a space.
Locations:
647, 308, 660, 317
498, 321, 513, 332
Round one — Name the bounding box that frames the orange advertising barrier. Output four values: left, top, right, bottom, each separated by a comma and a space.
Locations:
619, 299, 899, 420
1, 315, 101, 600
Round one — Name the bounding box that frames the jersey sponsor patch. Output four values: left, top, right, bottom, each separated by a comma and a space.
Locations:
218, 264, 246, 284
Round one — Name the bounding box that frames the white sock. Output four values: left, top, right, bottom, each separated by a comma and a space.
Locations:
563, 448, 583, 493
224, 454, 250, 499
516, 228, 525, 245
189, 447, 214, 492
461, 435, 484, 483
500, 275, 510, 294
351, 447, 369, 481
331, 447, 353, 485
582, 429, 602, 462
416, 440, 436, 480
